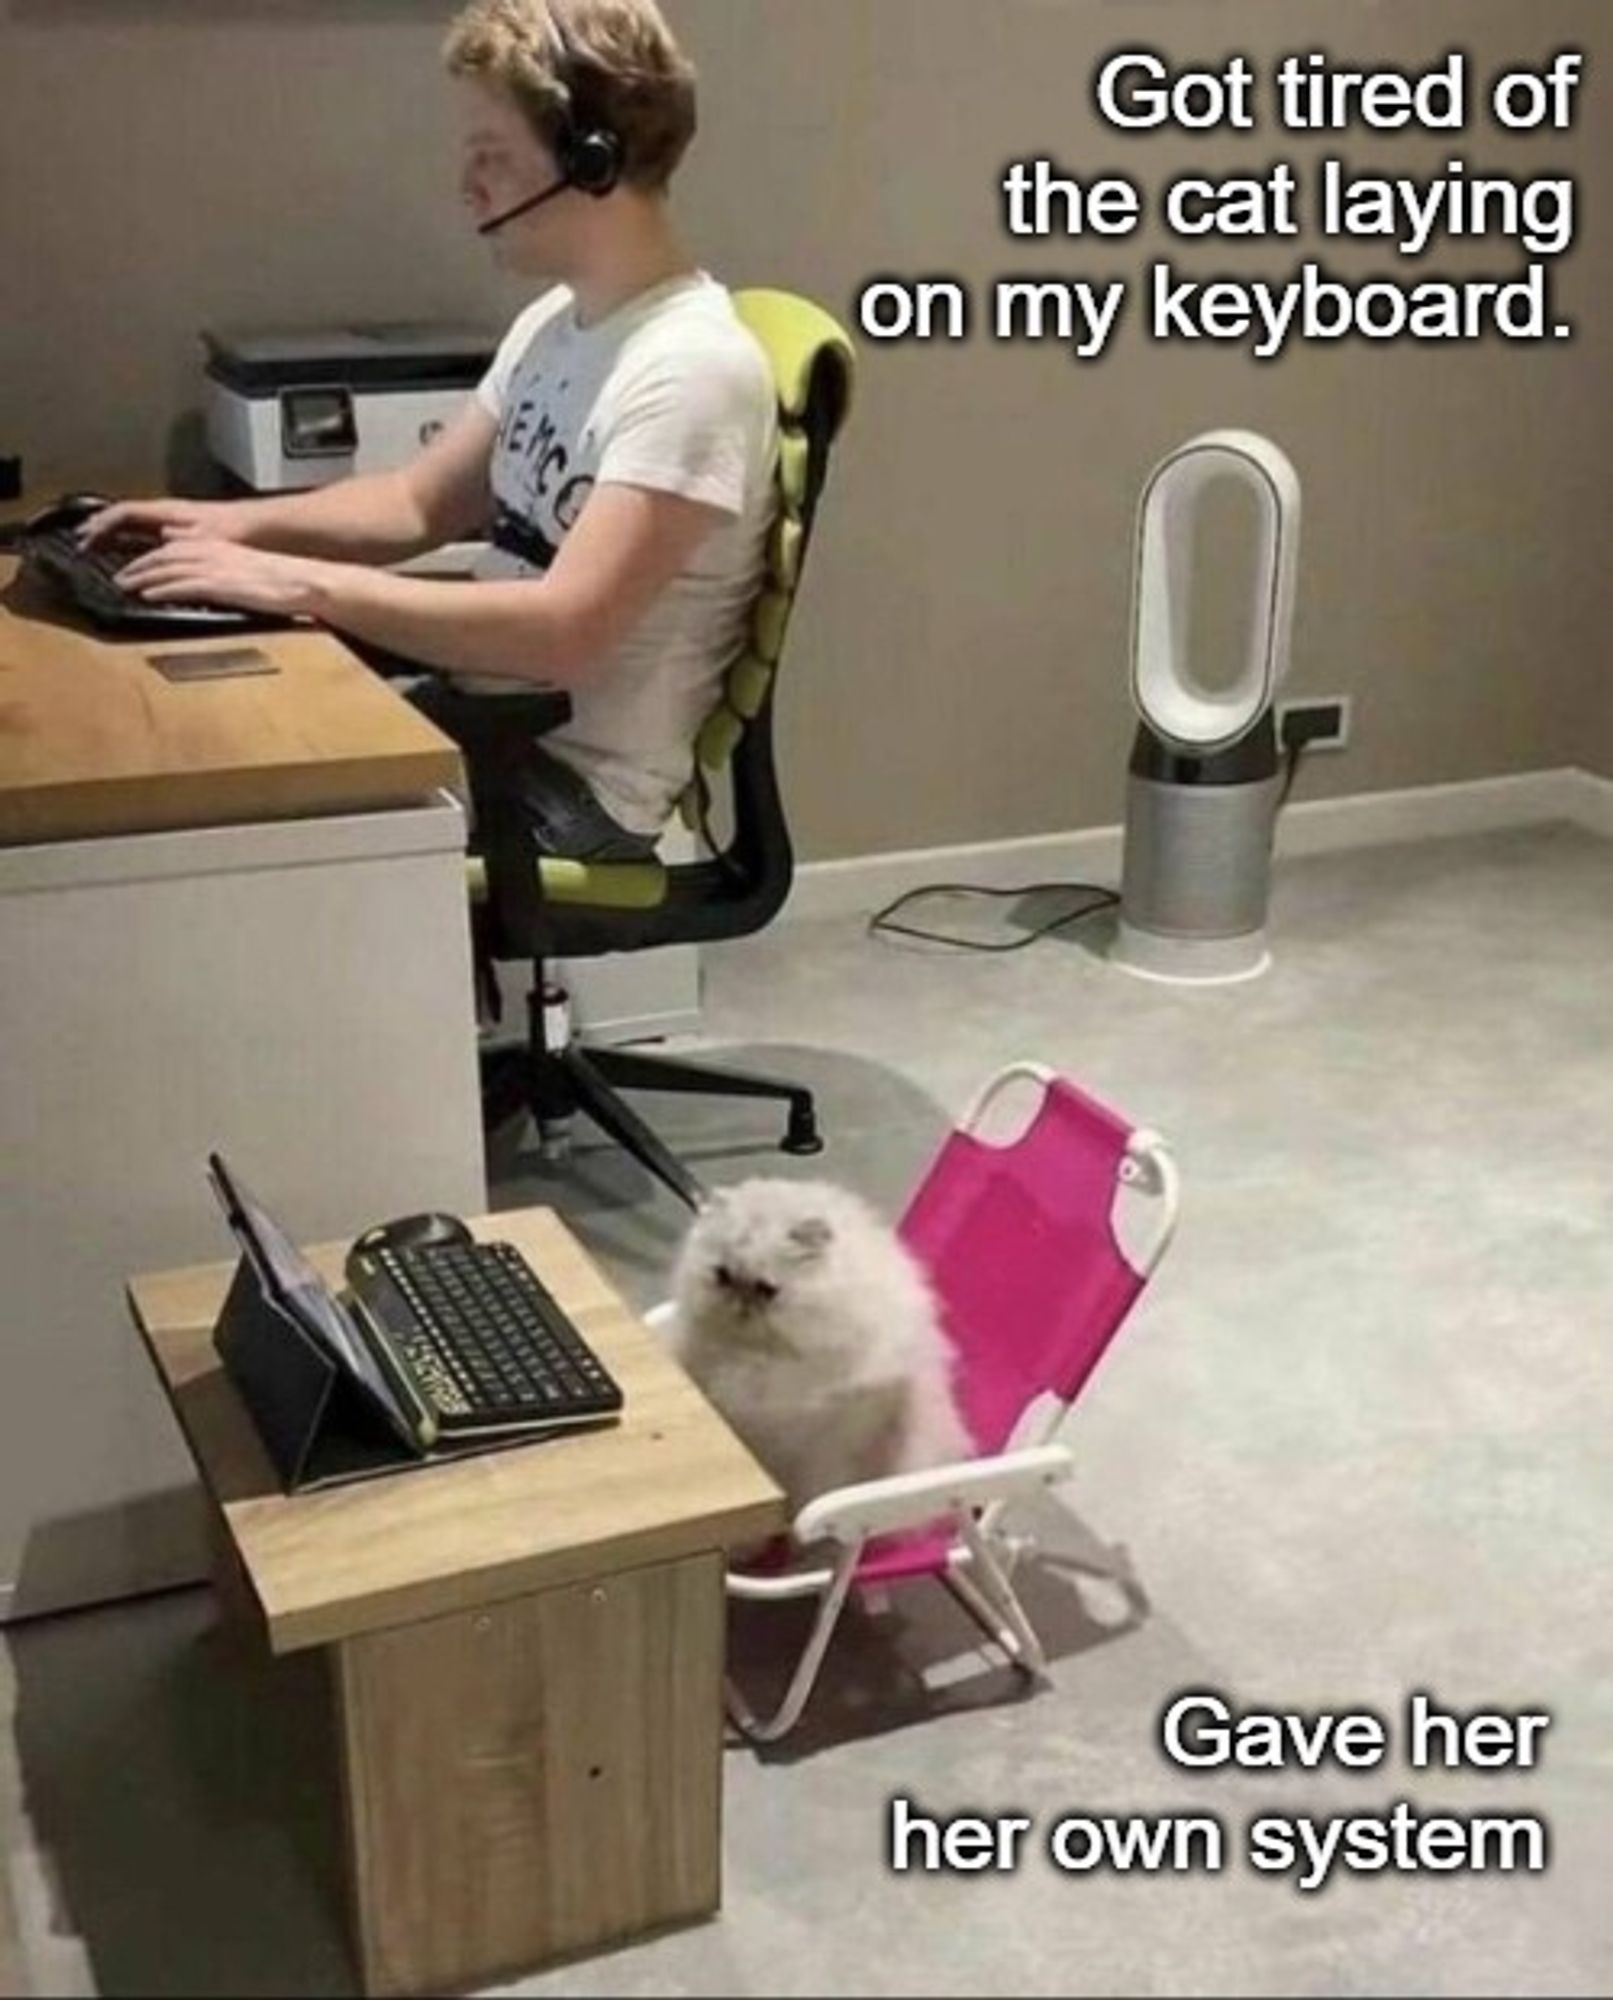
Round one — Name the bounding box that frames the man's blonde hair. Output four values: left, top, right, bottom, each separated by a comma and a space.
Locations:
443, 0, 697, 191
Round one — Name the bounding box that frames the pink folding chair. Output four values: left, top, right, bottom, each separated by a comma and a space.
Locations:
672, 1062, 1181, 1743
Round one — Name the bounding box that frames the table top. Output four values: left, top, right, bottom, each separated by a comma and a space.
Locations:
128, 1208, 786, 1654
0, 553, 463, 847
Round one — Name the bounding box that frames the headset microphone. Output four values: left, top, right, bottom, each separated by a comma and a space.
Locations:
477, 175, 574, 237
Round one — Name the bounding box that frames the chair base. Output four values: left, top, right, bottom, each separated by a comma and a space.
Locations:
481, 989, 825, 1211
723, 1522, 1053, 1745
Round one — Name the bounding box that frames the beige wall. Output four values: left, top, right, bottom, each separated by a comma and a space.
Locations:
1594, 681, 1613, 782
3, 0, 1608, 851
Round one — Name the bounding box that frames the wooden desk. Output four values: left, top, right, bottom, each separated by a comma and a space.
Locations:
0, 555, 462, 846
129, 1207, 784, 1998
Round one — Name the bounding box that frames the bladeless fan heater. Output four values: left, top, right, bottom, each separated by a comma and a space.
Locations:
1112, 430, 1302, 987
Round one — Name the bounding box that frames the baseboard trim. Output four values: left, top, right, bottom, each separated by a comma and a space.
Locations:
785, 766, 1601, 925
1271, 767, 1582, 859
786, 825, 1126, 928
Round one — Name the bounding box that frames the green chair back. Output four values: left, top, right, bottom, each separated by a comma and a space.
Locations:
480, 288, 857, 946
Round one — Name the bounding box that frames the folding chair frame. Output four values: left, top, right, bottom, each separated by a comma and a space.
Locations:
656, 1063, 1181, 1744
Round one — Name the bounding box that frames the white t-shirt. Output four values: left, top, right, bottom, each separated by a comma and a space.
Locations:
471, 272, 779, 836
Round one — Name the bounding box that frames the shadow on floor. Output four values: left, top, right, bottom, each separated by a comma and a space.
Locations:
6, 1539, 1152, 1993
726, 1505, 1151, 1766
9, 1590, 358, 1997
487, 1042, 951, 1308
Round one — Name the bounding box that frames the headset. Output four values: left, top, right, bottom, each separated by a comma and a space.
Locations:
478, 0, 625, 236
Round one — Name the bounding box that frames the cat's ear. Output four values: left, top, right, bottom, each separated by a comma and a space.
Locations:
786, 1216, 833, 1259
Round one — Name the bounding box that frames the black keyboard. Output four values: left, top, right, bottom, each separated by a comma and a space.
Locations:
20, 523, 294, 635
361, 1241, 623, 1437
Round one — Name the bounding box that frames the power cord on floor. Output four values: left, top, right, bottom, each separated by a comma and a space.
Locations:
872, 736, 1309, 955
868, 882, 1120, 954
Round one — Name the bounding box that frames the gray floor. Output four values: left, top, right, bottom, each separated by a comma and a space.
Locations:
4, 824, 1612, 1997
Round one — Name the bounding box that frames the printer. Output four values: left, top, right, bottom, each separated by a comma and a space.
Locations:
203, 320, 496, 578
203, 321, 497, 494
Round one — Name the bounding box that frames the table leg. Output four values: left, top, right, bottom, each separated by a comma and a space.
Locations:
206, 1509, 262, 1643
333, 1550, 725, 1997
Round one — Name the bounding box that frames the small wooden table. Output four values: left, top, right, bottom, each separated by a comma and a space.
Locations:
128, 1207, 785, 1998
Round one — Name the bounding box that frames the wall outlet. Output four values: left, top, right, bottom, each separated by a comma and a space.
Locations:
1278, 697, 1353, 753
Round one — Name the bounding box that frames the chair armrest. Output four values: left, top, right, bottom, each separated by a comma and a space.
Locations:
423, 683, 573, 953
794, 1444, 1073, 1546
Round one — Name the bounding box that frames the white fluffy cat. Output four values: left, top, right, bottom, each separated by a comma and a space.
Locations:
668, 1179, 972, 1516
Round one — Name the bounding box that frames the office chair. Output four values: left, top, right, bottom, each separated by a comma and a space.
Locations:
463, 291, 857, 1210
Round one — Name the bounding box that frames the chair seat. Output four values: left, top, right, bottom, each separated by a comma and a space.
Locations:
465, 852, 670, 912
733, 1522, 955, 1588
854, 1526, 956, 1585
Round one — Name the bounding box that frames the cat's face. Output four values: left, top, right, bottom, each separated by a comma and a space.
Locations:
679, 1184, 836, 1339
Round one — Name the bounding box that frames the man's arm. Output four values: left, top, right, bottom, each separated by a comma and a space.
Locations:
86, 403, 498, 566
254, 402, 500, 561
116, 480, 729, 688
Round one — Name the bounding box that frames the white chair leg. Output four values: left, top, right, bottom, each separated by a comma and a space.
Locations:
944, 1566, 1029, 1666
956, 1517, 1051, 1680
726, 1541, 865, 1744
982, 1482, 1138, 1605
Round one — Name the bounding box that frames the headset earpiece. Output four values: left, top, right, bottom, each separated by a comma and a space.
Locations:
560, 121, 624, 197
548, 0, 625, 198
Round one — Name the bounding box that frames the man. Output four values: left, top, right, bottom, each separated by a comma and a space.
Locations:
91, 0, 778, 863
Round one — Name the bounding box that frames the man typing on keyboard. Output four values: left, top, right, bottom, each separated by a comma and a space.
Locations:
86, 0, 777, 867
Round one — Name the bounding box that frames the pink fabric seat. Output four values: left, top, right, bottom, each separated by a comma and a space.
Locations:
900, 1075, 1147, 1454
852, 1527, 954, 1586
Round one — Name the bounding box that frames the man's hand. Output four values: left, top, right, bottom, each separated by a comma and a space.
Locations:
115, 538, 334, 617
81, 496, 269, 549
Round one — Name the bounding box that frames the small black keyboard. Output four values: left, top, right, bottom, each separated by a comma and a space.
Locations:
21, 523, 294, 635
365, 1241, 622, 1436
